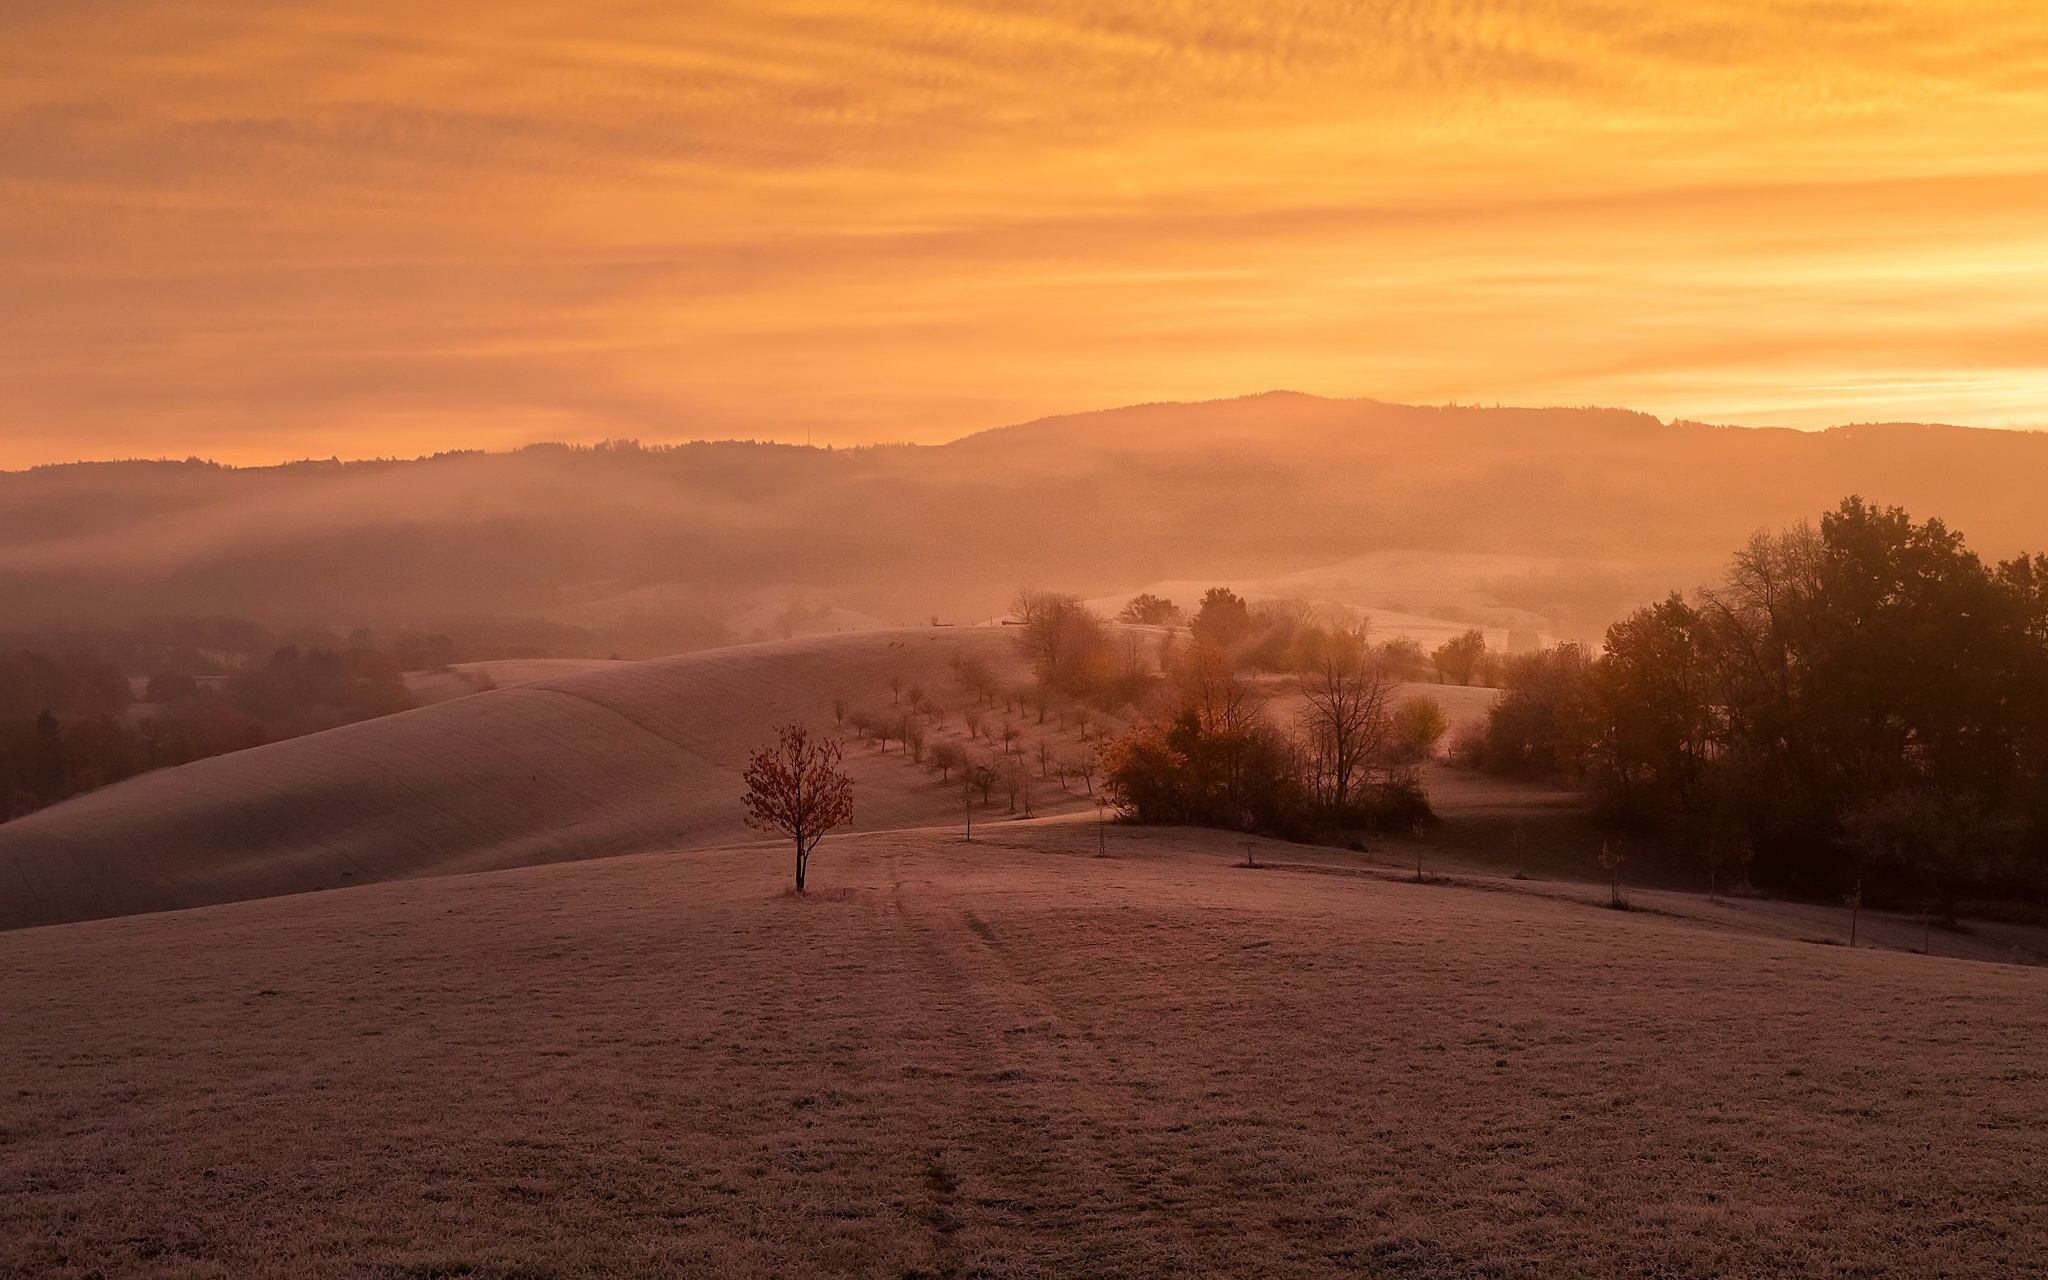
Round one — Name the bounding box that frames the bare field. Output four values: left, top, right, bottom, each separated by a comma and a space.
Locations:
5, 822, 2046, 1279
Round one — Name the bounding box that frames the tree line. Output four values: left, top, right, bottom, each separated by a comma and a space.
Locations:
1465, 497, 2048, 915
0, 611, 661, 822
1120, 589, 1503, 686
0, 614, 574, 680
0, 639, 415, 821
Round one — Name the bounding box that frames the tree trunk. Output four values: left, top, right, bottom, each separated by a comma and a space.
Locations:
795, 836, 807, 892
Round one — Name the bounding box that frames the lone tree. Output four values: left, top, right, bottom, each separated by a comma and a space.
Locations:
1431, 629, 1488, 686
741, 723, 855, 893
1191, 587, 1255, 648
1117, 593, 1182, 626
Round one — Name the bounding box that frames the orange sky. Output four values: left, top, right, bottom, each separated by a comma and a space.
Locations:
4, 1, 2047, 467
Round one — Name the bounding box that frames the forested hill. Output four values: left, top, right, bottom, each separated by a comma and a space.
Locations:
2, 393, 2045, 645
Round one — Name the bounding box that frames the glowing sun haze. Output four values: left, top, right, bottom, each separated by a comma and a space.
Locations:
4, 1, 2046, 466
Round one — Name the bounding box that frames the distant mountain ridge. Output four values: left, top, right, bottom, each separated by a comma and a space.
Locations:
2, 393, 2044, 645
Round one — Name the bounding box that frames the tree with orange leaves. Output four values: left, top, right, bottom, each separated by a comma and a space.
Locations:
741, 723, 855, 893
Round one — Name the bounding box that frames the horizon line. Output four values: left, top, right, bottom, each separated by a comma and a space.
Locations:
4, 389, 2039, 475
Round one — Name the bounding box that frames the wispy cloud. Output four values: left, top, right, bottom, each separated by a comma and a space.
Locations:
3, 1, 2046, 464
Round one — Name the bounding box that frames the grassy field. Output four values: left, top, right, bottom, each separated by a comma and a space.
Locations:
6, 820, 2045, 1279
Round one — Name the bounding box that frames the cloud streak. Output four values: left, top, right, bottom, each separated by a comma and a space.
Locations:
3, 1, 2046, 464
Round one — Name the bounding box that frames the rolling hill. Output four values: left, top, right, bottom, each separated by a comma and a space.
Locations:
0, 628, 1080, 930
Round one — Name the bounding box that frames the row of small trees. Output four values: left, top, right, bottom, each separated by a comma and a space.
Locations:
1466, 497, 2048, 914
839, 648, 1110, 820
1123, 586, 1504, 686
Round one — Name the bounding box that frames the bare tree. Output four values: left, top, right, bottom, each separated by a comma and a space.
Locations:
1013, 588, 1110, 693
1296, 627, 1396, 815
954, 652, 992, 700
970, 760, 999, 806
1599, 841, 1629, 910
1072, 753, 1097, 795
741, 723, 855, 893
1180, 635, 1263, 737
1014, 588, 1082, 684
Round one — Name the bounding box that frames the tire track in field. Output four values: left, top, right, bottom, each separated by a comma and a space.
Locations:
878, 853, 1157, 1275
856, 859, 974, 1280
880, 854, 1296, 1276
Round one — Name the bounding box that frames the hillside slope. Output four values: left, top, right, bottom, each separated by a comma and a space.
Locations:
0, 629, 1054, 930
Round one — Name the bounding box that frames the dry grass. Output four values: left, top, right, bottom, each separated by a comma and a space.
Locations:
5, 822, 2046, 1278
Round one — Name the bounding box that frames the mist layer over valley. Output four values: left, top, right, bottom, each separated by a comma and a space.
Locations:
10, 393, 2048, 653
